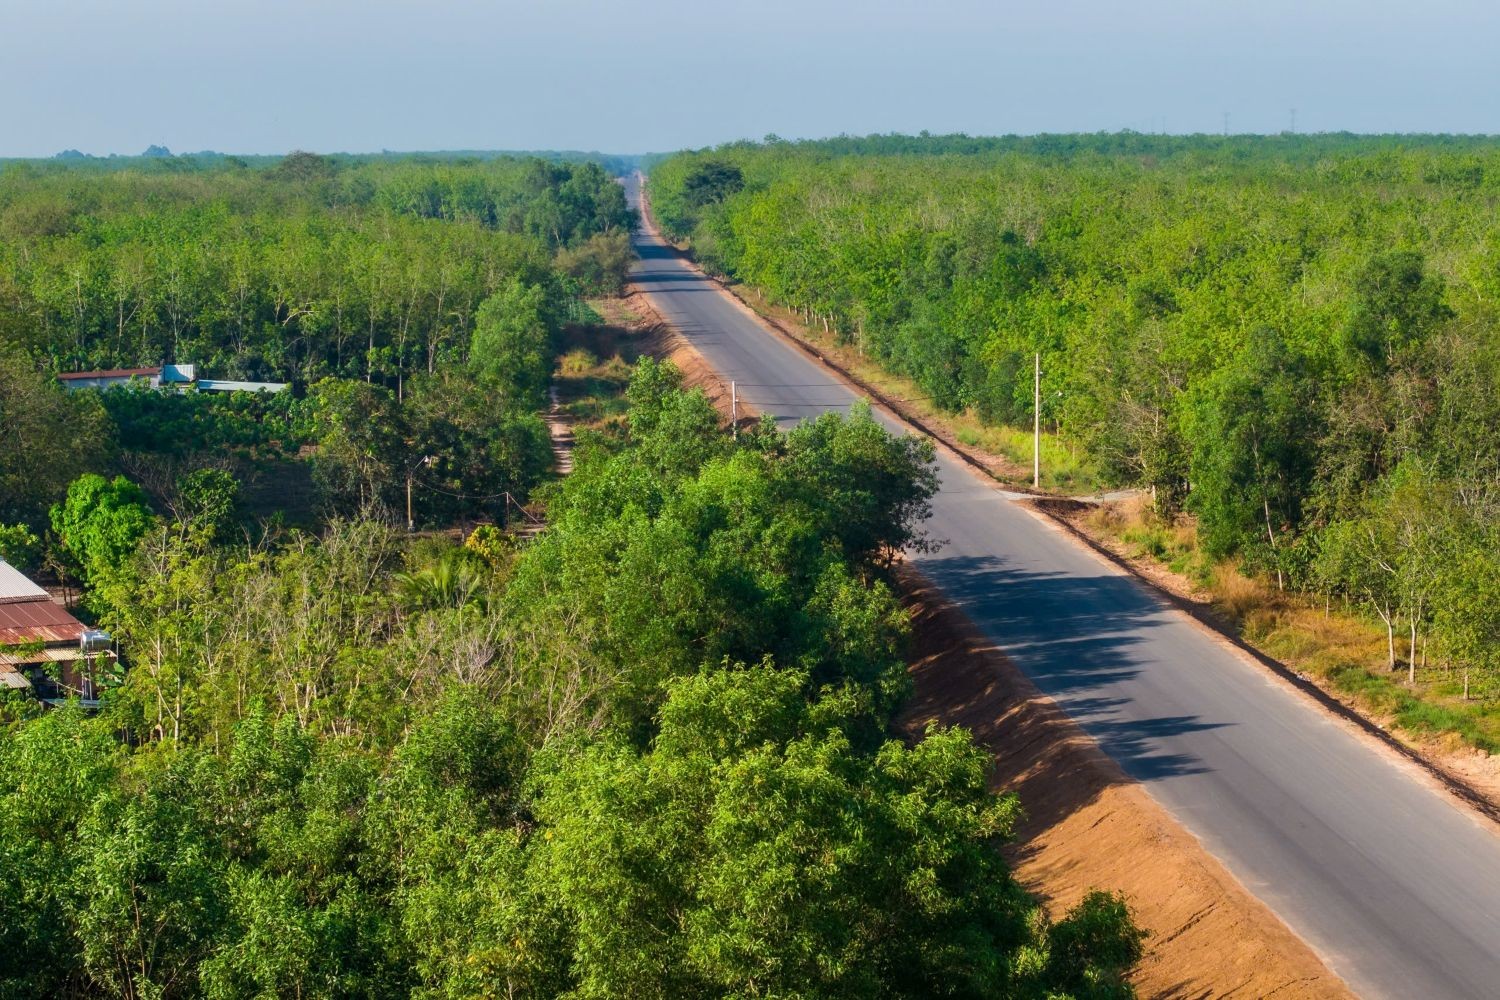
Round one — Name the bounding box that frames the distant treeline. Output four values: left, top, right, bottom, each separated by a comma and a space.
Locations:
0, 153, 634, 381
650, 134, 1500, 694
7, 148, 646, 176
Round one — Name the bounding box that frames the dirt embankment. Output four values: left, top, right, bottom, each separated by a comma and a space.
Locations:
895, 566, 1351, 1000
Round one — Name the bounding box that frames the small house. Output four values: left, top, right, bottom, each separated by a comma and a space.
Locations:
0, 560, 114, 706
58, 363, 286, 395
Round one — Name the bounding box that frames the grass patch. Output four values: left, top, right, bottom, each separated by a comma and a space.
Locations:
553, 306, 642, 437
955, 423, 1097, 492
1087, 497, 1215, 589
560, 348, 600, 376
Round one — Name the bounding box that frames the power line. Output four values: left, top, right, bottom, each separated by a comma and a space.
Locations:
411, 478, 514, 502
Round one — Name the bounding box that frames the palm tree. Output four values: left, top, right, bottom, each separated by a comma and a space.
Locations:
393, 547, 486, 612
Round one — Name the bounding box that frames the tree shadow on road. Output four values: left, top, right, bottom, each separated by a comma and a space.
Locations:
907, 551, 1228, 783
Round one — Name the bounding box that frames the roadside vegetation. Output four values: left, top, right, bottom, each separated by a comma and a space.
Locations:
649, 133, 1500, 750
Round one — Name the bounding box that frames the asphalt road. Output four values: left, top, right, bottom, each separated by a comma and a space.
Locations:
625, 177, 1500, 999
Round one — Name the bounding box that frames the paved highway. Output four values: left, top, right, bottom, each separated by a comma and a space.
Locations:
625, 177, 1500, 999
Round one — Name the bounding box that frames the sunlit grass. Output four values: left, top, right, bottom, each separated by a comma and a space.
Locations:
953, 423, 1098, 492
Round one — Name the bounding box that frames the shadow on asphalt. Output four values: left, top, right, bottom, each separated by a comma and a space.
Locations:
914, 552, 1225, 781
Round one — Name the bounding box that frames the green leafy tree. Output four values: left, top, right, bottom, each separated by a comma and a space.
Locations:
682, 160, 745, 208
531, 665, 1141, 998
778, 400, 940, 566
175, 468, 240, 542
1186, 328, 1318, 588
68, 765, 228, 1000
307, 378, 407, 513
0, 346, 112, 525
1431, 530, 1500, 699
556, 230, 635, 296
0, 523, 42, 573
49, 474, 155, 586
0, 706, 121, 995
1342, 250, 1451, 372
469, 280, 557, 409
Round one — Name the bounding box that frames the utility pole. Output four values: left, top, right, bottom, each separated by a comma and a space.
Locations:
1033, 352, 1041, 490
406, 454, 431, 532
731, 381, 738, 439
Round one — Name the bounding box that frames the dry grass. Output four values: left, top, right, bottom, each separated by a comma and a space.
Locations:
1084, 496, 1215, 591
559, 348, 599, 376
1212, 565, 1272, 624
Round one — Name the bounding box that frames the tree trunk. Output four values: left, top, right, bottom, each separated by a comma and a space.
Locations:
1408, 618, 1417, 685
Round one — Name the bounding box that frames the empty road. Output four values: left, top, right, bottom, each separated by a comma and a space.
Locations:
625, 176, 1500, 999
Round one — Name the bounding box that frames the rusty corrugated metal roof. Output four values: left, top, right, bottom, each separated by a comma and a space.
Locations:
0, 598, 85, 646
57, 367, 161, 380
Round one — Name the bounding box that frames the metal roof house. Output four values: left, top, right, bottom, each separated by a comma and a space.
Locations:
59, 363, 287, 394
0, 559, 114, 706
57, 366, 170, 390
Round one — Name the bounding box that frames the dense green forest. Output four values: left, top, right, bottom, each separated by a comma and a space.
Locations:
650, 134, 1500, 697
0, 151, 632, 380
0, 153, 1141, 997
0, 152, 635, 531
0, 363, 1140, 998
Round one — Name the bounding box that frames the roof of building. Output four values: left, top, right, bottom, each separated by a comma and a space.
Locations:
0, 560, 85, 646
0, 560, 50, 604
57, 367, 161, 381
0, 598, 86, 646
198, 379, 289, 393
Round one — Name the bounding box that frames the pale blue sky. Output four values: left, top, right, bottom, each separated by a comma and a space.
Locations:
2, 0, 1495, 157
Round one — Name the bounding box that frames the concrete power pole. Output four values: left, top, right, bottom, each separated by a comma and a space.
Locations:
731, 381, 738, 439
1033, 352, 1041, 490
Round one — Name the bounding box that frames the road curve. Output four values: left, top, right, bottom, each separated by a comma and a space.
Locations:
625, 176, 1500, 999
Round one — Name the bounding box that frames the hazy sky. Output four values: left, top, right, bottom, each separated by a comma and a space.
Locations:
2, 0, 1496, 157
